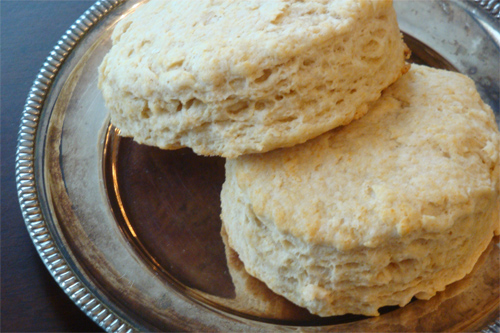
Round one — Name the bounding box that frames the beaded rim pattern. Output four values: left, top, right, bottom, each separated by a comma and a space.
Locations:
471, 0, 500, 19
15, 1, 133, 332
14, 1, 500, 332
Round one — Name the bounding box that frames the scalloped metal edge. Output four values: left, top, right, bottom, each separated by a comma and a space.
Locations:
471, 0, 500, 19
483, 320, 500, 333
15, 1, 133, 332
14, 1, 500, 333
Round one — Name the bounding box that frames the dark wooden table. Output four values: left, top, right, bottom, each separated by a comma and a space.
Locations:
1, 2, 103, 331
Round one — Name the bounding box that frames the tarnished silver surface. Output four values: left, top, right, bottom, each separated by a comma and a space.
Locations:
15, 1, 133, 332
15, 1, 500, 332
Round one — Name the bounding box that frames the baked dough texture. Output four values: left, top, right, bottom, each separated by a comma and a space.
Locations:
98, 0, 409, 158
221, 65, 500, 316
219, 225, 313, 320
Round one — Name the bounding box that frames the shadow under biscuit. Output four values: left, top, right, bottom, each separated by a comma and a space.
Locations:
220, 223, 499, 330
107, 137, 499, 329
220, 225, 315, 321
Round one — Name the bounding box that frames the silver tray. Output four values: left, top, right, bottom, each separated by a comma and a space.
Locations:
16, 1, 500, 332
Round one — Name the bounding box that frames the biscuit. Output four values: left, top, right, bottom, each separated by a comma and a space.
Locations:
218, 225, 313, 320
221, 65, 500, 316
98, 0, 409, 158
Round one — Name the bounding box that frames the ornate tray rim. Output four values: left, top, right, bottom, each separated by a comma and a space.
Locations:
15, 1, 500, 332
15, 1, 133, 331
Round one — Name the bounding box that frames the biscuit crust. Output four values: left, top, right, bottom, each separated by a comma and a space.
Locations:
98, 0, 409, 157
221, 65, 500, 316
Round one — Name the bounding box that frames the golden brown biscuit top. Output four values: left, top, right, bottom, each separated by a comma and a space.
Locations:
104, 0, 393, 100
230, 65, 500, 250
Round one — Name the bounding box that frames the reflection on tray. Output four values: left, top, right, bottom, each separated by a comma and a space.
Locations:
105, 126, 499, 328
